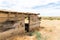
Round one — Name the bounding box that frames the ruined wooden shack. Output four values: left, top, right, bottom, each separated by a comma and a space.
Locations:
0, 10, 40, 40
0, 10, 40, 32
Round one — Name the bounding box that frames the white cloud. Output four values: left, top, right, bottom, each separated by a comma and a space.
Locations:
0, 0, 60, 16
0, 0, 60, 8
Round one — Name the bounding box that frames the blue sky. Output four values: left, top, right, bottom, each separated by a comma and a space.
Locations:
0, 0, 60, 16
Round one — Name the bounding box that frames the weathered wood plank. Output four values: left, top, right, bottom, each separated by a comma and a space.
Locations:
0, 27, 25, 40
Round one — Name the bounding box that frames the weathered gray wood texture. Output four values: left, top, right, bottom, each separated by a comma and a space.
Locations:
29, 15, 40, 31
0, 12, 40, 40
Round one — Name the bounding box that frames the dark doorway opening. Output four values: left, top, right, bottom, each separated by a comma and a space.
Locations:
25, 23, 29, 32
25, 16, 30, 32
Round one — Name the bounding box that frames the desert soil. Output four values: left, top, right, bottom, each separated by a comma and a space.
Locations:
40, 20, 60, 40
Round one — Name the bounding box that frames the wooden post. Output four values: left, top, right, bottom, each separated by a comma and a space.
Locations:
15, 13, 18, 21
7, 12, 10, 21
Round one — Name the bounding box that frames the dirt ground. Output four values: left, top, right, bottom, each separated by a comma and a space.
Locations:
40, 20, 60, 40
